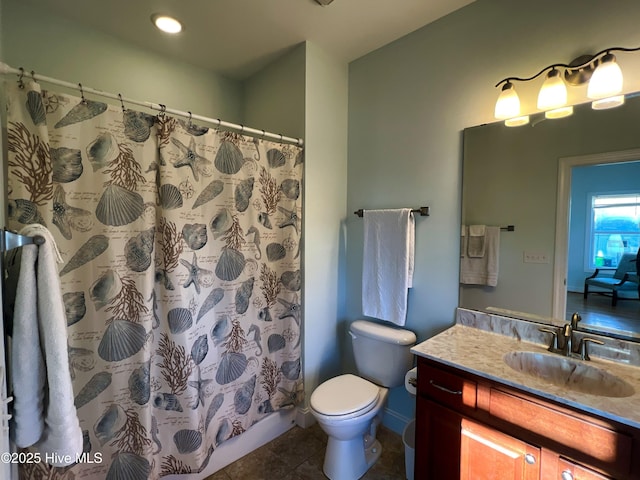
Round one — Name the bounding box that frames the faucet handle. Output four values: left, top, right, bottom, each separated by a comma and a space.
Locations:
578, 337, 605, 361
538, 327, 560, 352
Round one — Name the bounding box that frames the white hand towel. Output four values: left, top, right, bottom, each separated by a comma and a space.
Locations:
362, 209, 415, 326
11, 226, 83, 466
460, 226, 500, 286
467, 224, 486, 257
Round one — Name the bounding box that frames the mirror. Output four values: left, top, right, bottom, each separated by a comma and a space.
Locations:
460, 95, 640, 340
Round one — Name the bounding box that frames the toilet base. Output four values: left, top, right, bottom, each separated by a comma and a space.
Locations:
322, 435, 382, 480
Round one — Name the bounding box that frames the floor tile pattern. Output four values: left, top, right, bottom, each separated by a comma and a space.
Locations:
205, 423, 406, 480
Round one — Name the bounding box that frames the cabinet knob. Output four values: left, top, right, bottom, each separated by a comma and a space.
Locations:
524, 453, 536, 465
561, 471, 573, 480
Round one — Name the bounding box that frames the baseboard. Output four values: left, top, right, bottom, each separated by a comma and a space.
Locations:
382, 407, 413, 436
295, 406, 316, 428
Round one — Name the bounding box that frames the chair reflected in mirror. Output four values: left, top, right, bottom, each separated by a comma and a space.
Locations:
584, 252, 640, 307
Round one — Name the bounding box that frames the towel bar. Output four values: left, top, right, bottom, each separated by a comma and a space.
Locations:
1, 229, 45, 252
354, 207, 430, 218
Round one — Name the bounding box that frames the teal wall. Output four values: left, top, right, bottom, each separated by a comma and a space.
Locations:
347, 0, 640, 431
568, 161, 640, 292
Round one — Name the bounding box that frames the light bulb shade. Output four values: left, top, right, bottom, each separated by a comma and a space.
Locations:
587, 53, 623, 99
545, 106, 573, 119
537, 70, 568, 110
495, 83, 520, 119
592, 95, 625, 110
504, 115, 529, 127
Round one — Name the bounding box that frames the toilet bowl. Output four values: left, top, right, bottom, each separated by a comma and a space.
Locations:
310, 374, 389, 480
309, 320, 416, 480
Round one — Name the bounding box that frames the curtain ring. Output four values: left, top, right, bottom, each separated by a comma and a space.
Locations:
30, 70, 36, 82
118, 93, 126, 113
78, 83, 87, 104
279, 133, 283, 143
240, 124, 245, 135
187, 111, 192, 126
17, 67, 25, 89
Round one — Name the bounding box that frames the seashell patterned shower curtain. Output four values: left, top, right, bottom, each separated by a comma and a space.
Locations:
4, 81, 303, 479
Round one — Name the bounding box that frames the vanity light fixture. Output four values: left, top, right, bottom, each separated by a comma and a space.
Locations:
151, 14, 183, 34
494, 46, 640, 126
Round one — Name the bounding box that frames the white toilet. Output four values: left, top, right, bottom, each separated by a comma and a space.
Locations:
310, 320, 417, 480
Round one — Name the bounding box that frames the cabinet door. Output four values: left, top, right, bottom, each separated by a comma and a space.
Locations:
415, 396, 463, 479
460, 417, 540, 480
558, 458, 613, 480
415, 397, 541, 480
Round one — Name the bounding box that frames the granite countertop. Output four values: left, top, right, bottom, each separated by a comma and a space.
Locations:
411, 324, 640, 429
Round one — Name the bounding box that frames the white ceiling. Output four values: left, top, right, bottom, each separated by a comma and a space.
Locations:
27, 0, 475, 80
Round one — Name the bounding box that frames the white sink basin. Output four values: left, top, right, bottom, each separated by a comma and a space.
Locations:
503, 351, 635, 398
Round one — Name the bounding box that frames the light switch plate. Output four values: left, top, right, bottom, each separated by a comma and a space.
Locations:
523, 251, 550, 264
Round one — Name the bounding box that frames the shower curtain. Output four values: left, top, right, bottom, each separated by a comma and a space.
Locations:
4, 81, 303, 479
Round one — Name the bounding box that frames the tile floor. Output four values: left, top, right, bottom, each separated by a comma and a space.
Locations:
205, 423, 407, 480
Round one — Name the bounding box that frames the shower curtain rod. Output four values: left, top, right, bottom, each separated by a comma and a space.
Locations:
0, 62, 304, 147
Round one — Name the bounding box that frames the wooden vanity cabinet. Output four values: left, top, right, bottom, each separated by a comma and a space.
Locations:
415, 357, 640, 480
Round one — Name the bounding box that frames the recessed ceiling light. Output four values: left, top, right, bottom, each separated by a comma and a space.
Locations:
151, 14, 183, 34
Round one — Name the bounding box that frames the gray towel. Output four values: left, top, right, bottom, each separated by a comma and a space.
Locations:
10, 225, 83, 466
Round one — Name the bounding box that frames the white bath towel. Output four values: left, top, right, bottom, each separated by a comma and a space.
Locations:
467, 224, 486, 257
11, 225, 83, 466
362, 209, 415, 326
460, 225, 500, 286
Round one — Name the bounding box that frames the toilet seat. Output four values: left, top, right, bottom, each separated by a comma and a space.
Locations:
310, 374, 379, 418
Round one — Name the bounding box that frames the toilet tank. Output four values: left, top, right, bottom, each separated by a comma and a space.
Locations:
350, 320, 417, 388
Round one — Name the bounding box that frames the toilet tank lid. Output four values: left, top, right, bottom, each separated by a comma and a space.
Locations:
350, 320, 416, 345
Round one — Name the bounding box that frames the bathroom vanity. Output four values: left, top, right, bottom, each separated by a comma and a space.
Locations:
411, 313, 640, 480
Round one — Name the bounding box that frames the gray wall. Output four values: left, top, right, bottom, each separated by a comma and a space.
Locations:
242, 41, 350, 408
5, 0, 640, 437
2, 0, 349, 426
243, 43, 306, 140
302, 42, 349, 404
2, 0, 243, 121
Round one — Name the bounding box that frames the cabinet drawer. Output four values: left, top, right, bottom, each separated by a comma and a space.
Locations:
558, 457, 613, 480
488, 388, 632, 475
418, 360, 477, 410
